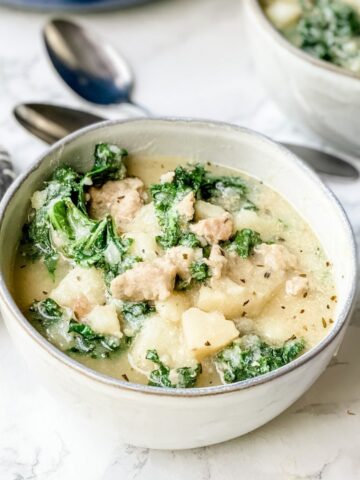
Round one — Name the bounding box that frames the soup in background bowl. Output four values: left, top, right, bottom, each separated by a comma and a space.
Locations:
263, 0, 360, 75
0, 119, 356, 449
245, 0, 360, 155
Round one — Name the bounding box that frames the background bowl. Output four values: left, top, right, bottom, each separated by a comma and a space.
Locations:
0, 118, 356, 449
245, 0, 360, 156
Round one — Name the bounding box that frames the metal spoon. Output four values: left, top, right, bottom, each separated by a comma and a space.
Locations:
13, 103, 359, 180
43, 18, 146, 115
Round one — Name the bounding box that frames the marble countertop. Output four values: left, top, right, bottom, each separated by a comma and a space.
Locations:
0, 1, 359, 478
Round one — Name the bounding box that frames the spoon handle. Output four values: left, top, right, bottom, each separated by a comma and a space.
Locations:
13, 103, 359, 180
119, 101, 150, 117
0, 147, 15, 200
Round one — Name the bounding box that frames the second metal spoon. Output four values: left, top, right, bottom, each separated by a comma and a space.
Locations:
13, 103, 359, 180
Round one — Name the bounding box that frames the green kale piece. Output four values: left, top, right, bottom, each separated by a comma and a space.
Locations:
175, 260, 211, 291
88, 143, 128, 185
178, 232, 202, 248
97, 219, 139, 284
77, 143, 128, 211
173, 164, 207, 195
190, 260, 211, 282
30, 298, 129, 359
223, 228, 262, 258
295, 0, 360, 67
47, 198, 137, 284
150, 164, 256, 249
150, 180, 186, 249
146, 349, 202, 388
121, 301, 155, 336
150, 164, 218, 250
68, 320, 126, 359
176, 365, 202, 388
29, 298, 64, 327
21, 166, 81, 274
173, 164, 254, 211
21, 143, 128, 274
48, 197, 95, 242
201, 174, 246, 199
146, 349, 173, 387
215, 335, 305, 384
156, 210, 182, 250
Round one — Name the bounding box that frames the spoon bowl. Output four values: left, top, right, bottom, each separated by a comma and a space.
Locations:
44, 18, 134, 106
14, 103, 104, 144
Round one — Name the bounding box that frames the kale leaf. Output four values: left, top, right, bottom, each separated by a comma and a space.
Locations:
172, 164, 207, 195
200, 174, 252, 211
30, 298, 128, 359
146, 349, 202, 388
87, 143, 128, 186
77, 143, 127, 211
190, 260, 211, 282
216, 335, 305, 384
21, 143, 128, 274
222, 228, 262, 258
47, 198, 137, 284
150, 180, 186, 249
175, 259, 211, 291
121, 301, 155, 337
21, 166, 81, 274
29, 298, 64, 327
150, 164, 255, 250
178, 232, 202, 248
295, 0, 360, 67
68, 320, 126, 359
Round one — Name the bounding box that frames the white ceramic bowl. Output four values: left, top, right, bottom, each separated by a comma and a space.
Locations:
245, 0, 360, 155
0, 119, 357, 449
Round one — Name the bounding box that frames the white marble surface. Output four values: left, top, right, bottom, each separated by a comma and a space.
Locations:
0, 1, 359, 478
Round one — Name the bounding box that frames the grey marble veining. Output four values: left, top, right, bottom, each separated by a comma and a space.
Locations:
0, 1, 359, 479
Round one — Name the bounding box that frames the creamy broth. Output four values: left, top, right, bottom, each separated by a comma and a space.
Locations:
12, 151, 336, 388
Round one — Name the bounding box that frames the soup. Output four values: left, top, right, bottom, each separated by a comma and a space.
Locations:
263, 0, 360, 74
12, 143, 336, 388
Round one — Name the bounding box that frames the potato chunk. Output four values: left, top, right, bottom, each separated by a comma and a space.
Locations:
234, 210, 274, 237
224, 244, 297, 317
123, 203, 161, 236
50, 266, 106, 318
129, 315, 196, 374
265, 0, 302, 29
196, 277, 248, 318
182, 307, 239, 360
155, 292, 191, 323
194, 200, 226, 220
84, 304, 122, 338
125, 231, 160, 261
343, 0, 360, 13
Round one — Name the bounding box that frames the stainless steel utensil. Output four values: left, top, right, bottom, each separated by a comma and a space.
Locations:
13, 103, 359, 180
43, 18, 146, 115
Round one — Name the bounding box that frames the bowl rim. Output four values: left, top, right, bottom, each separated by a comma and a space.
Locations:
248, 0, 360, 83
0, 117, 357, 398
